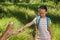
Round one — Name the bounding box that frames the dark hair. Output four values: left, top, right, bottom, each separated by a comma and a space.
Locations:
39, 5, 47, 11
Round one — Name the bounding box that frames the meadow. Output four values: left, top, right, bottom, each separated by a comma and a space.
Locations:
0, 0, 60, 40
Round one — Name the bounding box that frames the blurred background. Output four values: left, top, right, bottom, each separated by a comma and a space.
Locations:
0, 0, 60, 40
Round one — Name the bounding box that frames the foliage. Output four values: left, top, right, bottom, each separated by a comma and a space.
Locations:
0, 0, 60, 40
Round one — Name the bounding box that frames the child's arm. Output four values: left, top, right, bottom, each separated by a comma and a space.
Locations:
48, 21, 52, 40
10, 21, 34, 35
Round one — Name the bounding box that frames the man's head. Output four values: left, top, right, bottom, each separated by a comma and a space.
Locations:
38, 5, 47, 17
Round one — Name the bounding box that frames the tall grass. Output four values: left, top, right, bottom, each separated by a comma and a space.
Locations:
0, 2, 60, 40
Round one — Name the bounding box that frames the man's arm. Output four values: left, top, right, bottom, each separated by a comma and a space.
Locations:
48, 21, 52, 40
10, 21, 34, 35
0, 22, 14, 40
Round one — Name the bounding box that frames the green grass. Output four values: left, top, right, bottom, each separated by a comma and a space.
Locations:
0, 3, 60, 40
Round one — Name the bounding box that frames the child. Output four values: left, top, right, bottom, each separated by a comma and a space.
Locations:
10, 5, 52, 40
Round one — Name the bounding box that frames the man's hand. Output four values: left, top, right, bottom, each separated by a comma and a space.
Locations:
10, 28, 23, 35
11, 30, 21, 35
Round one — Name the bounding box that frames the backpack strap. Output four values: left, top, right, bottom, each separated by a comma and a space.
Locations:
36, 16, 40, 26
46, 17, 51, 29
35, 16, 40, 40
